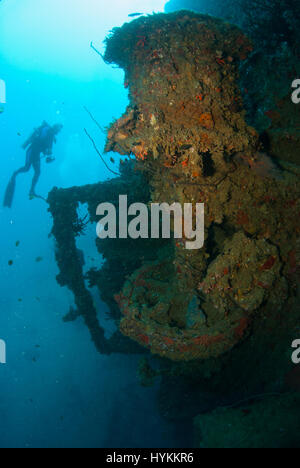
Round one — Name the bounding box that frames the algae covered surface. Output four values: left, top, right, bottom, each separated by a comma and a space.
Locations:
101, 11, 300, 361
48, 8, 300, 449
194, 393, 300, 448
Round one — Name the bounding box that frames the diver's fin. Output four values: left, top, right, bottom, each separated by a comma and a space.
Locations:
3, 175, 16, 208
29, 192, 47, 203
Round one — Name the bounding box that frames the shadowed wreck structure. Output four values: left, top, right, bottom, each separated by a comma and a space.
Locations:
48, 11, 300, 447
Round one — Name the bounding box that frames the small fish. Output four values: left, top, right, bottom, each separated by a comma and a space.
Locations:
35, 256, 43, 263
17, 132, 21, 137
8, 260, 13, 266
18, 298, 22, 302
16, 241, 20, 247
128, 13, 144, 17
110, 157, 115, 164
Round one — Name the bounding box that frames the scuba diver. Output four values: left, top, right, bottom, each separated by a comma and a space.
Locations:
3, 121, 63, 207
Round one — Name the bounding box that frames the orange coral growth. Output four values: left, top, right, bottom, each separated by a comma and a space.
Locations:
260, 256, 276, 271
236, 210, 249, 226
163, 337, 175, 346
199, 113, 214, 130
264, 109, 281, 121
132, 143, 148, 161
216, 58, 225, 66
192, 334, 225, 346
201, 133, 211, 145
138, 334, 150, 345
234, 317, 249, 339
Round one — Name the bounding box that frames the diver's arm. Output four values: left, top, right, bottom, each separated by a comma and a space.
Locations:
22, 128, 39, 149
22, 136, 33, 149
46, 156, 56, 164
43, 147, 53, 156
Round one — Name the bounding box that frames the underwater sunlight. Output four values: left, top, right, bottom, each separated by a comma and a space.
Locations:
0, 0, 166, 79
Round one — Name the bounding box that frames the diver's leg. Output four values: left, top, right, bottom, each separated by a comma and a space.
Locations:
13, 148, 32, 178
3, 149, 33, 207
30, 156, 41, 197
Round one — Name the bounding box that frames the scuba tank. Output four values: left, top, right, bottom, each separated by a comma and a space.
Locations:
21, 121, 50, 149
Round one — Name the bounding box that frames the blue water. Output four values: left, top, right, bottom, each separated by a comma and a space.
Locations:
0, 0, 191, 448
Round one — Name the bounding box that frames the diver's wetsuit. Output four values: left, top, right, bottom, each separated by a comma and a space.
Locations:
18, 124, 55, 196
3, 122, 61, 207
15, 143, 42, 196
